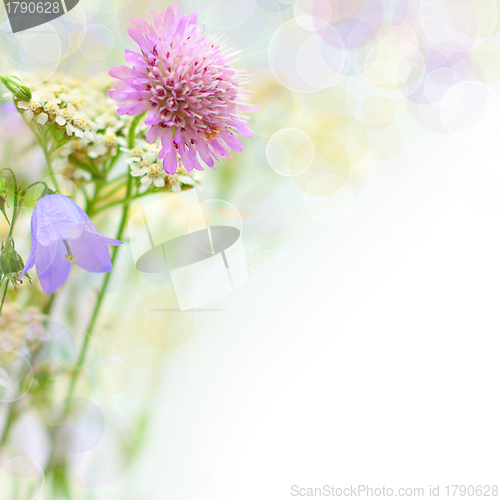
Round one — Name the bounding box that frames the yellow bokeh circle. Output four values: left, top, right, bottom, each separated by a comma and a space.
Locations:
316, 117, 368, 167
247, 70, 303, 137
136, 290, 196, 349
116, 319, 168, 369
311, 87, 356, 127
92, 311, 127, 356
447, 0, 500, 38
267, 128, 315, 177
470, 41, 500, 83
360, 24, 425, 91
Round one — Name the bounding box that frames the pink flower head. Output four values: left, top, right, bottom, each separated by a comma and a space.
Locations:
109, 5, 256, 174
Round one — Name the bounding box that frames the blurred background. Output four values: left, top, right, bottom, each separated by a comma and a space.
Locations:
1, 0, 500, 498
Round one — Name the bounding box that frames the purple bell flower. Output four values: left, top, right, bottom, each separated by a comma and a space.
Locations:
21, 193, 122, 295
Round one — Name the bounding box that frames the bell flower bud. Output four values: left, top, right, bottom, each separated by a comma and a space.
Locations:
0, 75, 32, 102
0, 237, 31, 288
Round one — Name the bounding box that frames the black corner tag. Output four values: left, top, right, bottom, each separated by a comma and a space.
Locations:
63, 0, 78, 11
3, 0, 78, 33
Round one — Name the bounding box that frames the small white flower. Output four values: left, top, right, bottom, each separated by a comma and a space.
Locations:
75, 168, 92, 181
153, 177, 165, 188
178, 175, 195, 186
88, 144, 107, 158
86, 130, 97, 142
143, 152, 157, 165
37, 113, 49, 125
125, 157, 141, 165
190, 171, 203, 182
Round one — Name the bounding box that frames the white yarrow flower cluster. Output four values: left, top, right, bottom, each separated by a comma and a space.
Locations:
40, 75, 129, 178
15, 77, 96, 141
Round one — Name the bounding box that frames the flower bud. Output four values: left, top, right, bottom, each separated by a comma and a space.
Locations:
0, 237, 30, 288
0, 75, 32, 102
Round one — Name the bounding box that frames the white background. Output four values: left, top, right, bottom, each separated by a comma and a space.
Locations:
125, 111, 500, 498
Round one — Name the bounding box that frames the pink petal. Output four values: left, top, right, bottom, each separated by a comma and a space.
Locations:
197, 142, 215, 169
117, 101, 150, 116
222, 133, 244, 153
109, 65, 134, 79
124, 50, 142, 65
160, 128, 173, 152
162, 146, 178, 174
146, 125, 160, 143
235, 121, 253, 138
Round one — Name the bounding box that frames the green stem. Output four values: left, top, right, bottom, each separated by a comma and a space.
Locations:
42, 293, 56, 315
81, 179, 132, 357
46, 112, 144, 471
80, 185, 89, 212
105, 151, 122, 174
25, 181, 49, 193
128, 112, 146, 150
0, 402, 19, 447
85, 177, 105, 217
98, 173, 129, 197
68, 155, 103, 178
99, 179, 128, 200
40, 130, 61, 192
93, 190, 149, 214
0, 280, 8, 316
46, 175, 133, 473
1, 168, 18, 235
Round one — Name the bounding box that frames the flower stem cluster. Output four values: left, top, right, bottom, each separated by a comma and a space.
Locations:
0, 5, 257, 488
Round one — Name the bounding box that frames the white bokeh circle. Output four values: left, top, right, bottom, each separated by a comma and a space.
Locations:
0, 457, 44, 500
423, 68, 461, 105
266, 128, 315, 177
440, 81, 500, 141
0, 351, 33, 403
7, 24, 63, 83
79, 24, 115, 61
296, 33, 346, 89
294, 0, 332, 30
52, 328, 95, 371
269, 19, 346, 93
